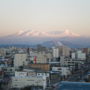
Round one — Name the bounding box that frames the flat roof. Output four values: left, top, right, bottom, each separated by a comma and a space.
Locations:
57, 81, 90, 90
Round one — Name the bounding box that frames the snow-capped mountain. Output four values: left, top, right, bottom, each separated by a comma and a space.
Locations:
15, 29, 80, 38
0, 30, 90, 48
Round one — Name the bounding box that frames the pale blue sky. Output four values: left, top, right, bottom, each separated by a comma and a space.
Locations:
0, 0, 90, 36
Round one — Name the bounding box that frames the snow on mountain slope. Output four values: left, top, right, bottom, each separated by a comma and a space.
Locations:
16, 30, 80, 38
1, 29, 90, 48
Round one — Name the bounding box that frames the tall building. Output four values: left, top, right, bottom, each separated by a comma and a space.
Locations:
59, 46, 71, 57
52, 47, 59, 58
14, 53, 27, 68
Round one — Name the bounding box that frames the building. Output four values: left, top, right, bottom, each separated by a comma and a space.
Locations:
59, 46, 71, 57
23, 68, 36, 76
52, 66, 71, 78
37, 71, 49, 78
57, 81, 90, 90
60, 67, 71, 77
11, 75, 47, 90
29, 51, 52, 64
60, 55, 85, 71
14, 53, 27, 68
0, 48, 7, 56
52, 45, 71, 59
52, 47, 59, 58
28, 64, 50, 71
71, 50, 86, 60
82, 48, 90, 54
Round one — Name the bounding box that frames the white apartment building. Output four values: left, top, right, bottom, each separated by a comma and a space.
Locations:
77, 50, 86, 60
52, 47, 59, 58
14, 53, 27, 68
11, 75, 47, 90
60, 54, 86, 70
71, 50, 86, 60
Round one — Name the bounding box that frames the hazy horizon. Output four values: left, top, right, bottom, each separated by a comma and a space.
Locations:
0, 0, 90, 36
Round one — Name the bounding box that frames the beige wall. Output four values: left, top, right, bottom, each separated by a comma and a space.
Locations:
59, 46, 71, 57
30, 52, 52, 64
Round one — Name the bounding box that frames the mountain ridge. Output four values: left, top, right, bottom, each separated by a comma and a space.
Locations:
0, 30, 90, 48
15, 29, 80, 38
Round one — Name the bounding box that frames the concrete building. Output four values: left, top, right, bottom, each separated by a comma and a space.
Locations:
76, 50, 86, 60
15, 71, 27, 77
52, 66, 71, 77
60, 55, 85, 70
52, 67, 61, 72
52, 45, 71, 59
29, 51, 52, 64
3, 67, 15, 76
14, 53, 27, 68
28, 64, 50, 71
0, 48, 6, 56
82, 48, 90, 54
23, 69, 36, 76
71, 50, 86, 60
59, 46, 71, 57
60, 67, 71, 77
11, 75, 47, 90
71, 53, 76, 59
37, 72, 49, 78
60, 50, 86, 70
52, 47, 59, 58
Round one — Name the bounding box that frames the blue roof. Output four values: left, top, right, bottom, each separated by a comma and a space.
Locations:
57, 81, 90, 90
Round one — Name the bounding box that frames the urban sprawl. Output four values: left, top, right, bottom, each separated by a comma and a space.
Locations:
0, 44, 90, 90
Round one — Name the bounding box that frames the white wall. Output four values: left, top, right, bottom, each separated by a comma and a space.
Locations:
52, 67, 61, 71
14, 54, 27, 68
11, 76, 47, 90
60, 67, 71, 76
71, 53, 75, 59
71, 51, 86, 60
15, 71, 27, 77
77, 53, 86, 60
52, 47, 59, 58
37, 72, 49, 77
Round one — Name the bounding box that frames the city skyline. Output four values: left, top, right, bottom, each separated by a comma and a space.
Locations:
0, 0, 90, 36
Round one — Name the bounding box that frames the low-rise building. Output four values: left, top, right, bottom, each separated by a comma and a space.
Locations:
60, 67, 71, 77
71, 50, 86, 60
11, 76, 47, 90
28, 64, 50, 71
29, 51, 52, 64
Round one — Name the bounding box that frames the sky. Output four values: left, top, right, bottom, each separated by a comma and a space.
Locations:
0, 0, 90, 36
